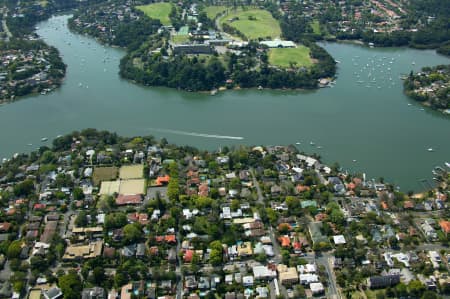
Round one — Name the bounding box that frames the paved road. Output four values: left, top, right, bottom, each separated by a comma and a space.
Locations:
316, 253, 340, 299
176, 212, 183, 299
250, 168, 264, 205
214, 10, 239, 41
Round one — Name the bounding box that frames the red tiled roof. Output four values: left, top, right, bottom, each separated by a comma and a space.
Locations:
165, 235, 176, 243
116, 194, 142, 205
278, 236, 291, 247
198, 183, 209, 197
296, 185, 310, 193
15, 199, 26, 205
347, 182, 356, 190
156, 175, 170, 186
0, 222, 11, 232
184, 249, 194, 263
34, 203, 46, 210
293, 242, 302, 250
381, 201, 388, 210
440, 220, 450, 234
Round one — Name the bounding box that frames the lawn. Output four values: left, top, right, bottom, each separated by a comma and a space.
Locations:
119, 164, 144, 180
93, 166, 118, 185
268, 46, 313, 68
171, 35, 190, 44
219, 8, 281, 40
311, 20, 321, 35
365, 289, 387, 299
204, 6, 227, 20
136, 3, 173, 25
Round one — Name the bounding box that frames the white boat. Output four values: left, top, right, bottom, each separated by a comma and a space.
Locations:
310, 141, 315, 146
445, 162, 450, 168
41, 137, 48, 142
295, 142, 301, 145
352, 159, 357, 162
427, 148, 434, 152
317, 146, 323, 149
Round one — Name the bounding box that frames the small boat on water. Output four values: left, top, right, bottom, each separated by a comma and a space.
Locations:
352, 159, 357, 162
27, 143, 33, 146
445, 162, 450, 168
310, 141, 315, 146
317, 146, 323, 149
427, 148, 434, 152
295, 142, 301, 145
41, 137, 48, 142
210, 89, 217, 96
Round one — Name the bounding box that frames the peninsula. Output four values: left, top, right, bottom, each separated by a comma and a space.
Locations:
403, 65, 450, 114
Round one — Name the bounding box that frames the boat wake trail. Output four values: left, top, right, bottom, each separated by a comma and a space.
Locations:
147, 128, 244, 140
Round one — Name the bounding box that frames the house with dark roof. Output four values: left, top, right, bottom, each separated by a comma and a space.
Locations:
367, 274, 400, 289
81, 287, 105, 299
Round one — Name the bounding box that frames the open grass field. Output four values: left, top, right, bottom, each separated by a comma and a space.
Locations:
171, 34, 190, 44
268, 46, 313, 68
219, 8, 281, 40
119, 164, 144, 179
204, 6, 227, 20
311, 20, 321, 35
93, 166, 118, 185
136, 3, 173, 25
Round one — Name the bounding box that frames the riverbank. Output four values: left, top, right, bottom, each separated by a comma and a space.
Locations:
0, 14, 449, 193
403, 64, 450, 115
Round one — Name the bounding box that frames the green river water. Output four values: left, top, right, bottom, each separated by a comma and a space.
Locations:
0, 15, 449, 191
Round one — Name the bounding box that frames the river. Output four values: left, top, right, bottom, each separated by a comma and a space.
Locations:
0, 15, 449, 191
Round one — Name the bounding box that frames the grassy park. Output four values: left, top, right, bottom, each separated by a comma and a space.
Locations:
204, 6, 227, 20
136, 3, 173, 25
311, 20, 321, 35
219, 8, 281, 40
268, 46, 313, 68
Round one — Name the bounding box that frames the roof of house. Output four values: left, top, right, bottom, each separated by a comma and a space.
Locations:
63, 241, 103, 260
165, 235, 176, 243
279, 236, 291, 247
156, 175, 170, 186
115, 194, 142, 205
440, 220, 450, 234
0, 222, 11, 232
184, 249, 194, 263
40, 221, 58, 244
120, 283, 133, 299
